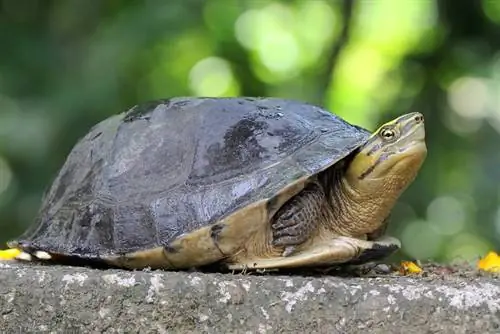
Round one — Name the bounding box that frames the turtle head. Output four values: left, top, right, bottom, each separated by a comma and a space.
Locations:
345, 112, 427, 191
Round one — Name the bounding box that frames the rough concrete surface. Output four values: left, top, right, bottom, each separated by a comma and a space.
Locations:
0, 261, 499, 334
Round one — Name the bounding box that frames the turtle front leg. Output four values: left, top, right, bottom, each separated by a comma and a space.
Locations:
271, 182, 324, 257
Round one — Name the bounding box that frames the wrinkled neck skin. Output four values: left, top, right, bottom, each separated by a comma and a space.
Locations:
322, 148, 426, 238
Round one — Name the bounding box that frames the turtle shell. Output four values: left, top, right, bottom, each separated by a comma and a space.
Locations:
10, 97, 371, 265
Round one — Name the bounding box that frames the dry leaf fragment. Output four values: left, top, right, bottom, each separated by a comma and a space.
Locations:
399, 261, 423, 275
0, 248, 21, 261
477, 251, 500, 273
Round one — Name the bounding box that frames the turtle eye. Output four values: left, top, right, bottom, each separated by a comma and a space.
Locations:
380, 128, 395, 140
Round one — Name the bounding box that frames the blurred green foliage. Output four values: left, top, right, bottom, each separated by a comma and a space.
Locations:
1, 0, 500, 263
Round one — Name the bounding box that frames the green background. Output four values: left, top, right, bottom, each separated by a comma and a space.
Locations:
1, 0, 500, 264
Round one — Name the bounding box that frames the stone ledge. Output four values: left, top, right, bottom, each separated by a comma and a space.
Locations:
0, 262, 499, 333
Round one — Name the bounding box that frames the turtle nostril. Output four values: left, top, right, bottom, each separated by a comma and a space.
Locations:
414, 114, 424, 123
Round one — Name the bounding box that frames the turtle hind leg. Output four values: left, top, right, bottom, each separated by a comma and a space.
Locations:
227, 235, 400, 271
271, 182, 325, 257
106, 213, 265, 270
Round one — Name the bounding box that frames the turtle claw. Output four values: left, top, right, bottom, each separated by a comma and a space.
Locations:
15, 251, 33, 261
33, 251, 52, 260
282, 246, 297, 257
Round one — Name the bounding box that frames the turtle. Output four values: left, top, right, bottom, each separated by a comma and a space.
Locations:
3, 97, 427, 271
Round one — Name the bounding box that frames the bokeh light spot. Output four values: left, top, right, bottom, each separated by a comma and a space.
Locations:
256, 31, 299, 74
235, 3, 300, 77
328, 46, 388, 127
488, 55, 500, 134
482, 0, 500, 24
234, 9, 260, 50
401, 219, 443, 260
448, 77, 489, 119
443, 111, 483, 136
188, 57, 238, 97
356, 0, 438, 54
234, 1, 336, 83
339, 47, 386, 92
444, 233, 491, 262
426, 196, 466, 236
293, 0, 337, 65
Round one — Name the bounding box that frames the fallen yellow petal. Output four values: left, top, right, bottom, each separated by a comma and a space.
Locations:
399, 261, 423, 275
477, 251, 500, 273
0, 248, 21, 260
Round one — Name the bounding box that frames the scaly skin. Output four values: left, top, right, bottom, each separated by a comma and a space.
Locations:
270, 112, 427, 256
